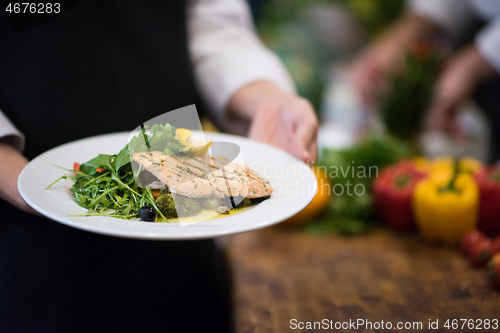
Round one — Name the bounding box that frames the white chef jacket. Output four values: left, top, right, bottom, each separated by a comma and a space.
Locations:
409, 0, 500, 72
0, 0, 295, 152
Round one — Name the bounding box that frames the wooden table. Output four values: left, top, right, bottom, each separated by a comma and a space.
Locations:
228, 226, 500, 332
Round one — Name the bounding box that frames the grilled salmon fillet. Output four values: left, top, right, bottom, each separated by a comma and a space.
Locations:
132, 151, 273, 199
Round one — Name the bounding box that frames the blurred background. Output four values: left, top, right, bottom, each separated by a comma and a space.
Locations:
232, 0, 500, 237
248, 0, 491, 162
229, 3, 500, 329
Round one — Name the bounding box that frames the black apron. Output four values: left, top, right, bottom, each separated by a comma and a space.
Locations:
0, 1, 233, 332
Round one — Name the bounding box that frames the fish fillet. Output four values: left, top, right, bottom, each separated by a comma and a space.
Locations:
132, 151, 273, 199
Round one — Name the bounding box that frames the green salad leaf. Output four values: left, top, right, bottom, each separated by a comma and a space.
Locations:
80, 155, 113, 175
112, 144, 132, 173
129, 123, 185, 157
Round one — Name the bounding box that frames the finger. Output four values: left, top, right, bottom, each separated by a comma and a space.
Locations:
299, 128, 319, 165
287, 105, 318, 163
306, 140, 318, 166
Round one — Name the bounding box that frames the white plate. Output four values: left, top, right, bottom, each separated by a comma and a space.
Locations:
18, 132, 317, 240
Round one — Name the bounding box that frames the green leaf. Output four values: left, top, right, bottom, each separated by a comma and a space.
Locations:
81, 154, 114, 175
114, 144, 131, 172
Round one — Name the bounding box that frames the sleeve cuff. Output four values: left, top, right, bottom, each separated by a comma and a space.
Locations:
475, 16, 500, 73
195, 47, 296, 116
407, 0, 476, 39
0, 111, 25, 152
189, 0, 296, 121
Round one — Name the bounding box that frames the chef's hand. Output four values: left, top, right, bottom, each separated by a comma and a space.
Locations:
228, 81, 318, 164
345, 36, 403, 107
0, 140, 39, 214
345, 14, 439, 107
427, 45, 497, 136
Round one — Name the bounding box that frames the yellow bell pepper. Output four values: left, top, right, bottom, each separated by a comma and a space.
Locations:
429, 157, 482, 183
412, 156, 431, 173
412, 160, 479, 244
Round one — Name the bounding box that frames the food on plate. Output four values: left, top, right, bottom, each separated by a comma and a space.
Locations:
133, 149, 272, 219
133, 151, 271, 199
139, 205, 157, 222
155, 189, 203, 218
46, 123, 273, 222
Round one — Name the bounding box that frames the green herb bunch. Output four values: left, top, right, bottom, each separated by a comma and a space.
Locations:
307, 134, 411, 234
379, 48, 442, 142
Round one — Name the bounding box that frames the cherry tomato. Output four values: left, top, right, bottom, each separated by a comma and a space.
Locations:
490, 235, 500, 256
460, 230, 486, 256
468, 238, 492, 267
73, 162, 104, 173
487, 253, 500, 288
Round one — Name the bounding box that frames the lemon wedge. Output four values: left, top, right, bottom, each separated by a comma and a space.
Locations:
176, 128, 211, 157
184, 141, 212, 157
176, 128, 192, 145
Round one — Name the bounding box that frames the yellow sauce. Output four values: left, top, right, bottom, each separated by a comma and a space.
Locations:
158, 198, 258, 223
207, 204, 254, 221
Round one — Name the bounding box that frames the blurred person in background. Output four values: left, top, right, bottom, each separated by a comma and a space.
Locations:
0, 0, 317, 332
347, 0, 500, 158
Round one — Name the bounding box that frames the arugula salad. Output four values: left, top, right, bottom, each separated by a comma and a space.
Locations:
46, 123, 185, 222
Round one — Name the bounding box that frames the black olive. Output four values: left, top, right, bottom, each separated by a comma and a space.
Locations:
249, 195, 271, 203
139, 205, 157, 222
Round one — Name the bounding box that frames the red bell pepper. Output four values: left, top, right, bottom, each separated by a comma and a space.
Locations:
373, 161, 426, 232
474, 166, 500, 235
491, 235, 500, 255
73, 162, 104, 173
